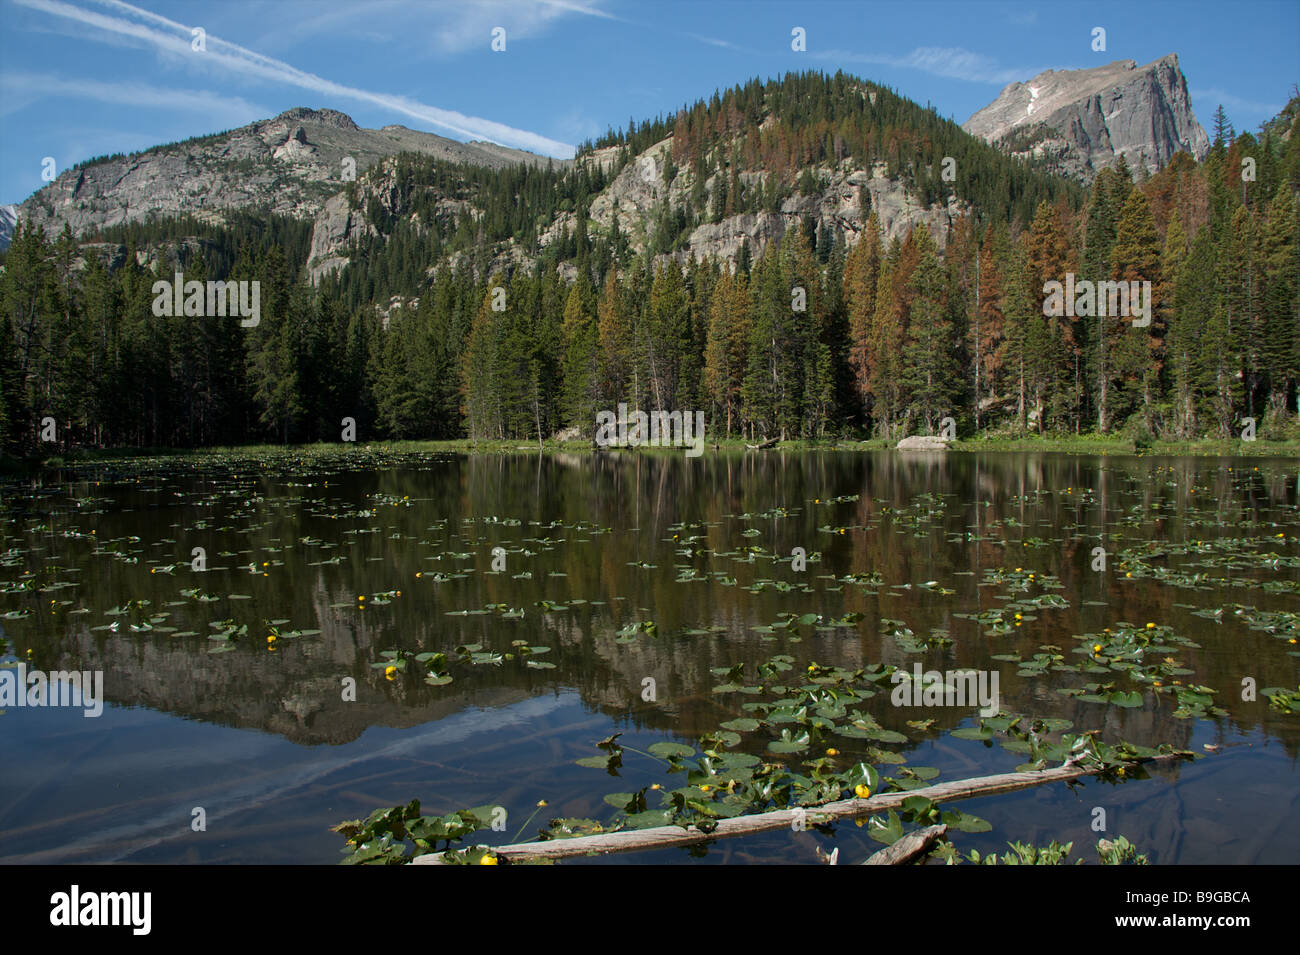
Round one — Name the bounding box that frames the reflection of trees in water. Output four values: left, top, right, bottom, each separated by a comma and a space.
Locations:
15, 451, 1300, 762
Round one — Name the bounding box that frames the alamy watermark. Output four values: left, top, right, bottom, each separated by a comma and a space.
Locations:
890, 664, 1000, 717
1043, 273, 1151, 328
595, 404, 706, 457
0, 664, 103, 717
50, 885, 150, 935
151, 272, 261, 327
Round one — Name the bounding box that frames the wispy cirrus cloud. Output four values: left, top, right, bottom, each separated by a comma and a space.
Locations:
399, 0, 622, 56
816, 46, 1050, 86
247, 0, 621, 57
685, 32, 741, 51
0, 71, 266, 122
13, 0, 577, 157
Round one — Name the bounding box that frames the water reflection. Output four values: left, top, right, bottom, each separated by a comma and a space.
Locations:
1, 449, 1297, 863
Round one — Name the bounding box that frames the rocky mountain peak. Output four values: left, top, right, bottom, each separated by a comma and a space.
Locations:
272, 107, 360, 130
963, 53, 1209, 182
12, 108, 560, 245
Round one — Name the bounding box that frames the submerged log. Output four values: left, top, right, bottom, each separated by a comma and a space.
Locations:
745, 437, 779, 450
411, 751, 1189, 865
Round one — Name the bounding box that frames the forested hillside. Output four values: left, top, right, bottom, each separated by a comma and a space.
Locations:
1, 73, 1297, 452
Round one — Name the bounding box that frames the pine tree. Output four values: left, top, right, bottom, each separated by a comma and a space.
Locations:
900, 225, 956, 432
1108, 187, 1163, 430
560, 274, 600, 433
461, 276, 505, 440
844, 212, 882, 424
864, 238, 906, 437
596, 269, 634, 410
1260, 188, 1299, 419
973, 225, 1006, 427
1025, 201, 1077, 429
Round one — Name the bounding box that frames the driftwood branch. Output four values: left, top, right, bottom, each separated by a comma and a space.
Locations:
862, 823, 948, 865
745, 437, 779, 450
411, 751, 1188, 865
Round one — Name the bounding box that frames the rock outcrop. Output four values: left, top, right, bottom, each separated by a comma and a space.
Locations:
896, 435, 952, 451
963, 54, 1209, 182
15, 107, 560, 244
307, 127, 968, 283
0, 203, 16, 250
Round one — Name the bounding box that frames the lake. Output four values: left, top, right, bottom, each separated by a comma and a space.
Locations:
2, 448, 1297, 864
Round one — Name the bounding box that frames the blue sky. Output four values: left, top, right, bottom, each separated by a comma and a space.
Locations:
1, 0, 1297, 204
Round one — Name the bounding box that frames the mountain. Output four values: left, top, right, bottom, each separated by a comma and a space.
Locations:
0, 203, 16, 251
4, 71, 1295, 454
963, 54, 1210, 182
304, 71, 1078, 287
14, 107, 560, 243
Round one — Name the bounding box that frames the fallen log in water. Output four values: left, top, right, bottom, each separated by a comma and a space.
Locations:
745, 437, 779, 450
411, 751, 1189, 865
862, 823, 948, 865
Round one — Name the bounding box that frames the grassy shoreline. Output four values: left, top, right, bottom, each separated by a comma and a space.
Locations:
7, 432, 1300, 471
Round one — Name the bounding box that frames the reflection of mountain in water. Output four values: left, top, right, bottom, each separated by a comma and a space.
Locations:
16, 451, 1298, 759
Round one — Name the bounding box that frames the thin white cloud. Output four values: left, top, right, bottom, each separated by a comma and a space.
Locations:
686, 32, 740, 50
817, 46, 1050, 86
247, 0, 410, 53
1, 71, 266, 121
539, 0, 620, 21
14, 0, 577, 157
415, 0, 621, 55
246, 0, 619, 58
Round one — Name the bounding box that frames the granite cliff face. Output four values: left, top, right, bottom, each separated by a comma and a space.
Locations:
14, 107, 557, 244
963, 54, 1209, 181
0, 204, 16, 251
305, 135, 966, 283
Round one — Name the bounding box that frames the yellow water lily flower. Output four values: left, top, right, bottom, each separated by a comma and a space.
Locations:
384, 665, 397, 680
1093, 644, 1103, 654
826, 748, 839, 757
1146, 622, 1156, 629
480, 854, 499, 865
854, 784, 871, 799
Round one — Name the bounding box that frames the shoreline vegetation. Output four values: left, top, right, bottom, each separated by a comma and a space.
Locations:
8, 432, 1300, 471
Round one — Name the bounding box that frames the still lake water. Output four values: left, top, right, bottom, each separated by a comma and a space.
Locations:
2, 449, 1297, 864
